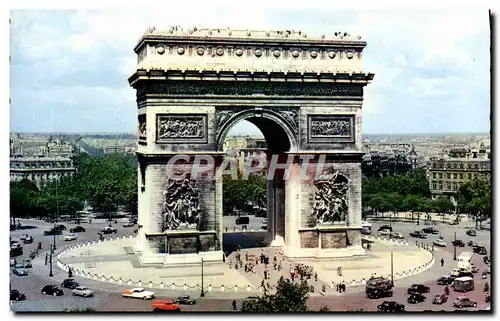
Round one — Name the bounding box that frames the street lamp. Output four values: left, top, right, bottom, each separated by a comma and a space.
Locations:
53, 178, 60, 251
453, 231, 457, 261
200, 258, 205, 297
49, 249, 53, 277
390, 251, 394, 287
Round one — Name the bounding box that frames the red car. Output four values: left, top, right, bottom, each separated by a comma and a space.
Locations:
152, 300, 181, 312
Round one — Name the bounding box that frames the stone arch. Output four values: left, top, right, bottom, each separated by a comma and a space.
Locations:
215, 108, 299, 153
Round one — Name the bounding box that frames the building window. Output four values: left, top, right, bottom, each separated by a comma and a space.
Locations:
432, 173, 436, 179
447, 183, 451, 190
459, 173, 463, 179
447, 173, 451, 179
439, 184, 443, 190
432, 183, 437, 190
439, 173, 443, 179
474, 163, 479, 169
468, 173, 472, 180
453, 173, 457, 179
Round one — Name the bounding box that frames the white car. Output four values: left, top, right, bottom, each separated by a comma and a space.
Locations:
122, 288, 155, 300
390, 232, 404, 239
64, 234, 77, 241
378, 229, 391, 236
433, 239, 447, 247
72, 286, 94, 297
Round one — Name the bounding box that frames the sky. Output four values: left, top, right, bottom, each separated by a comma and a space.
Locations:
9, 7, 491, 135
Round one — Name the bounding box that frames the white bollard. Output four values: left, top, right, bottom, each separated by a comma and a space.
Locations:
247, 285, 251, 292
171, 284, 175, 290
221, 286, 225, 292
184, 284, 187, 290
160, 283, 164, 289
208, 285, 212, 292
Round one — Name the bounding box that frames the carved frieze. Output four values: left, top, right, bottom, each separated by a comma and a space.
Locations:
137, 83, 363, 100
156, 114, 207, 143
138, 114, 147, 140
307, 115, 355, 143
269, 107, 299, 135
162, 179, 201, 231
311, 168, 349, 226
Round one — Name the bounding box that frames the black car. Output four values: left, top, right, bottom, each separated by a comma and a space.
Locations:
409, 231, 427, 239
432, 294, 448, 304
378, 225, 392, 232
367, 289, 393, 299
407, 284, 430, 294
437, 276, 455, 285
456, 271, 474, 278
41, 285, 64, 296
377, 301, 405, 312
61, 279, 80, 289
452, 240, 465, 247
466, 230, 477, 237
422, 227, 439, 234
407, 293, 426, 304
10, 290, 26, 301
473, 246, 487, 255
175, 295, 196, 305
43, 228, 63, 236
484, 256, 490, 264
56, 224, 67, 231
70, 226, 86, 233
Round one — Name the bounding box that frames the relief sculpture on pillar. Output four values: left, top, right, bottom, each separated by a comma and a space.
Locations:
156, 115, 207, 143
311, 168, 349, 225
138, 114, 146, 140
162, 179, 200, 231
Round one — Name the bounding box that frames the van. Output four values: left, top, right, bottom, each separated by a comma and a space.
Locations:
453, 276, 474, 292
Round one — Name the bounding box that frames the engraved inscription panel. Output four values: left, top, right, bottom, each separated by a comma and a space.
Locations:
307, 115, 355, 143
168, 236, 198, 254
156, 114, 207, 143
300, 231, 319, 248
321, 232, 346, 249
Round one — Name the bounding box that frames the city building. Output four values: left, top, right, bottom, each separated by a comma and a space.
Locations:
10, 156, 76, 188
361, 143, 418, 179
427, 144, 491, 203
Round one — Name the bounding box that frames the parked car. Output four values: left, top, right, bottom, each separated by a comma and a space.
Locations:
12, 266, 28, 276
466, 230, 477, 237
473, 246, 487, 255
407, 293, 426, 304
43, 228, 63, 236
61, 279, 80, 289
41, 285, 64, 296
409, 231, 427, 239
432, 293, 448, 304
101, 227, 118, 234
10, 243, 22, 250
378, 225, 392, 232
19, 234, 30, 241
10, 290, 26, 301
152, 300, 181, 312
175, 295, 196, 305
422, 227, 439, 234
56, 224, 67, 231
72, 286, 94, 298
467, 240, 479, 247
123, 222, 135, 228
452, 240, 465, 247
390, 232, 404, 239
23, 236, 34, 244
453, 297, 477, 308
70, 226, 86, 233
433, 239, 447, 247
451, 269, 474, 279
407, 284, 430, 294
122, 288, 155, 300
10, 258, 17, 267
377, 301, 405, 312
64, 234, 77, 241
437, 276, 455, 285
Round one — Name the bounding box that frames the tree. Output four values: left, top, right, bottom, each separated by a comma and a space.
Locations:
456, 178, 491, 229
241, 277, 326, 312
10, 179, 40, 225
404, 194, 422, 222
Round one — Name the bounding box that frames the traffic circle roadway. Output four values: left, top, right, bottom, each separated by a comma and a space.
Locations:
10, 219, 491, 312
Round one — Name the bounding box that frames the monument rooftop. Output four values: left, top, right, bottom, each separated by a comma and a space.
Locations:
130, 26, 373, 77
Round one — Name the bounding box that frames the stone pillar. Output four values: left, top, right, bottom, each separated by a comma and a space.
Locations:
270, 178, 285, 247
266, 178, 275, 244
284, 161, 301, 253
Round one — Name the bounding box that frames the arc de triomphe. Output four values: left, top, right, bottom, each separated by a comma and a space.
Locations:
128, 27, 374, 265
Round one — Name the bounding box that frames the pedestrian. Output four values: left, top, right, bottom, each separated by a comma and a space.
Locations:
341, 283, 346, 293
314, 271, 318, 282
38, 242, 42, 250
232, 299, 237, 311
264, 270, 268, 279
274, 254, 277, 263
336, 284, 340, 292
441, 258, 444, 267
245, 253, 248, 261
